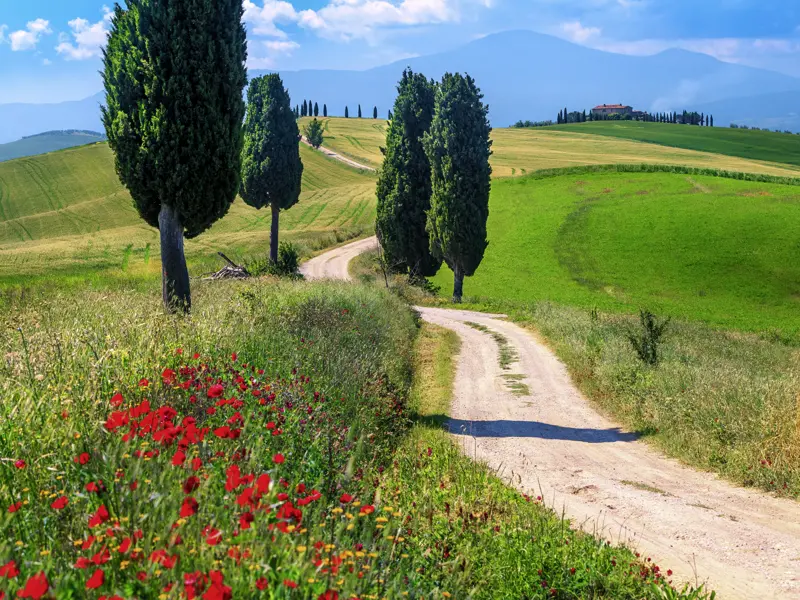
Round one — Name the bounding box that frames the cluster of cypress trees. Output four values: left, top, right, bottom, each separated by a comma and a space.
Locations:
376, 69, 492, 302
297, 100, 324, 118
103, 0, 305, 313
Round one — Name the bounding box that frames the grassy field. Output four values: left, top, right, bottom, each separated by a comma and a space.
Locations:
549, 121, 800, 167
300, 117, 800, 178
0, 281, 703, 598
0, 142, 376, 288
430, 167, 800, 336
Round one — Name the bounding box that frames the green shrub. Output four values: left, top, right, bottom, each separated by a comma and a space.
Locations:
628, 309, 671, 365
247, 241, 301, 278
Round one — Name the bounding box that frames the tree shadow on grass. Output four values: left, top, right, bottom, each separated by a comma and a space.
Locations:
418, 415, 639, 443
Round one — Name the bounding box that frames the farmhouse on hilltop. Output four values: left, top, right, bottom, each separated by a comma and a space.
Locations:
592, 104, 633, 117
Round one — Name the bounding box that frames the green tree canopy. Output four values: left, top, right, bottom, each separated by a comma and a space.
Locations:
240, 74, 304, 264
102, 0, 247, 312
423, 72, 492, 302
304, 118, 324, 149
375, 68, 441, 279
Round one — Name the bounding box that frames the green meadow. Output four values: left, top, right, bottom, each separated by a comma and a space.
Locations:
431, 167, 800, 335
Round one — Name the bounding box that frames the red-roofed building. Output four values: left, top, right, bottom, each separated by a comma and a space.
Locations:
592, 104, 633, 117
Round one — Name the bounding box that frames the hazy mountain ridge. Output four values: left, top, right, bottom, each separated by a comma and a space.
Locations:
0, 129, 107, 163
2, 30, 799, 145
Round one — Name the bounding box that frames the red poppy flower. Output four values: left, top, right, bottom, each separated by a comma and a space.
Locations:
118, 537, 132, 554
8, 502, 22, 513
76, 452, 90, 465
318, 591, 339, 600
256, 473, 271, 495
161, 368, 177, 385
16, 571, 49, 599
339, 493, 353, 504
0, 560, 19, 579
110, 392, 124, 407
88, 504, 110, 528
193, 353, 201, 360
172, 450, 186, 467
273, 453, 285, 465
203, 526, 222, 546
14, 460, 25, 469
231, 353, 237, 362
359, 505, 375, 515
86, 569, 104, 590
183, 476, 200, 494
239, 511, 255, 530
85, 481, 104, 494
50, 496, 69, 510
256, 577, 268, 590
191, 458, 203, 471
208, 384, 224, 398
138, 378, 149, 388
180, 497, 198, 518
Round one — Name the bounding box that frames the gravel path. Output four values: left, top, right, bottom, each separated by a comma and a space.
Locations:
300, 137, 377, 172
303, 236, 800, 599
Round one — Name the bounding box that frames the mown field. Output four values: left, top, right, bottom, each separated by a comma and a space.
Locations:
549, 121, 800, 167
431, 167, 800, 335
300, 117, 800, 178
0, 280, 696, 598
0, 142, 375, 288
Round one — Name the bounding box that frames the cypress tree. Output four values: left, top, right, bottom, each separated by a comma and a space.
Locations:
387, 109, 392, 120
302, 99, 307, 117
102, 0, 247, 313
373, 105, 378, 119
323, 103, 327, 117
376, 68, 441, 279
314, 102, 319, 117
345, 106, 349, 118
240, 74, 303, 265
423, 73, 492, 302
710, 115, 714, 127
303, 118, 324, 149
358, 104, 362, 118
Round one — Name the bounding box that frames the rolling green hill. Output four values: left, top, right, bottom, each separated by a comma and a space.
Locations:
547, 121, 800, 168
0, 130, 106, 163
431, 167, 800, 334
0, 142, 375, 287
300, 117, 800, 178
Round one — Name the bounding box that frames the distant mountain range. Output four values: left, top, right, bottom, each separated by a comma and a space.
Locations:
2, 30, 800, 145
0, 130, 107, 163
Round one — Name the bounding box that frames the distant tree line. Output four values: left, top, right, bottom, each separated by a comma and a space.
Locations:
514, 108, 719, 129
730, 123, 800, 135
294, 102, 382, 119
512, 119, 554, 128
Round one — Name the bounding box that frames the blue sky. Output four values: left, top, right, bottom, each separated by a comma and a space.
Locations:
1, 0, 799, 104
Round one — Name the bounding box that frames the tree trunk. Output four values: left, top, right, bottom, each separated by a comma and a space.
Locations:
452, 266, 464, 303
270, 203, 280, 264
159, 204, 191, 314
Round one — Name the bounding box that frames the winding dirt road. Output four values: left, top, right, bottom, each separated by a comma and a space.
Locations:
300, 137, 377, 172
303, 238, 800, 599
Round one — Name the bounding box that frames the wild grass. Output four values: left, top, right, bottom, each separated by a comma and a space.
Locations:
431, 168, 800, 336
0, 282, 707, 598
0, 143, 376, 289
549, 121, 800, 168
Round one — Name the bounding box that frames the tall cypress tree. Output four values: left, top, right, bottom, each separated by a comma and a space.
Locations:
102, 0, 247, 312
358, 104, 362, 118
314, 102, 319, 117
323, 103, 327, 117
376, 69, 441, 279
240, 74, 303, 265
424, 73, 492, 302
302, 99, 307, 117
373, 105, 378, 119
345, 106, 349, 118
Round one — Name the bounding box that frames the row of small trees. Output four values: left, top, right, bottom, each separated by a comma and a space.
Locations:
376, 69, 492, 302
103, 1, 305, 313
294, 102, 385, 120
555, 107, 715, 126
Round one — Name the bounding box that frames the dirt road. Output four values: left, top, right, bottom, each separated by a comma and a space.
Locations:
300, 137, 377, 172
304, 237, 800, 599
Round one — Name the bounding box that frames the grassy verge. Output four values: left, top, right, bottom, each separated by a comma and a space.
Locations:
380, 322, 712, 599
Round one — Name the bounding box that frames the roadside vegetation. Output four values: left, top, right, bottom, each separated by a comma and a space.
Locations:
0, 281, 708, 598
549, 121, 800, 167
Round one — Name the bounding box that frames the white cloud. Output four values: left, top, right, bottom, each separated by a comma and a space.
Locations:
243, 0, 301, 38
42, 58, 52, 66
247, 39, 300, 68
56, 6, 113, 60
244, 0, 467, 43
9, 18, 52, 51
0, 25, 7, 44
559, 21, 601, 43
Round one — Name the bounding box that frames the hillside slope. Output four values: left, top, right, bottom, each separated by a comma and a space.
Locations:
0, 142, 375, 286
549, 121, 800, 167
0, 130, 106, 163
